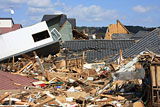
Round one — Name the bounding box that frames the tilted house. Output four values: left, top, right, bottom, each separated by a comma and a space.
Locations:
0, 18, 22, 35
0, 21, 61, 62
42, 14, 76, 41
105, 20, 130, 40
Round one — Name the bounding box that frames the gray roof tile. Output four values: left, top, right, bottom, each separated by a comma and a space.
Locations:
107, 28, 160, 63
62, 40, 135, 63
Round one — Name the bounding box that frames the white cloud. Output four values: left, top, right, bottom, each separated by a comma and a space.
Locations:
27, 7, 63, 22
26, 3, 119, 26
9, 0, 26, 4
64, 5, 118, 22
27, 7, 63, 15
132, 5, 154, 13
0, 0, 120, 26
27, 0, 51, 7
0, 0, 52, 8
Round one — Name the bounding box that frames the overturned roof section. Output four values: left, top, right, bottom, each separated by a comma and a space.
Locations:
62, 40, 135, 63
108, 28, 160, 63
0, 71, 37, 90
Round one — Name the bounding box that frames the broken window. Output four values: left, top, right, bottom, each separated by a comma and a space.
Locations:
50, 28, 61, 41
32, 30, 50, 42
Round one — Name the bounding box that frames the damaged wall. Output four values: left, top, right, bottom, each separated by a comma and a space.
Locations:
59, 21, 73, 41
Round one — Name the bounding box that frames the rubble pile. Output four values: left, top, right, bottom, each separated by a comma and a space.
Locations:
0, 49, 159, 107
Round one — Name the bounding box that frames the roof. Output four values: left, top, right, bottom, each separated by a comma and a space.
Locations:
0, 24, 22, 34
68, 18, 76, 29
63, 40, 135, 51
0, 71, 37, 90
112, 33, 134, 40
42, 14, 76, 28
130, 30, 150, 40
107, 28, 160, 63
62, 40, 135, 63
42, 14, 67, 27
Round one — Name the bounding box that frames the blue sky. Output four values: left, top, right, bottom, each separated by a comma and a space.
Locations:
0, 0, 160, 27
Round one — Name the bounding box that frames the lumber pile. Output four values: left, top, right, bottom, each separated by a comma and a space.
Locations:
0, 50, 159, 107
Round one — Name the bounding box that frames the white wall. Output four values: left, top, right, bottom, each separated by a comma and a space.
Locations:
0, 21, 54, 60
0, 19, 13, 27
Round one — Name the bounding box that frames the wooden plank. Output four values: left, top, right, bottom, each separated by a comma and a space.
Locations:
151, 66, 156, 86
157, 66, 160, 86
33, 97, 54, 107
15, 101, 35, 106
0, 93, 10, 103
17, 61, 33, 74
12, 56, 15, 71
133, 101, 144, 107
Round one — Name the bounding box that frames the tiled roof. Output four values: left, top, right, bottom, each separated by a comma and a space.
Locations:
63, 40, 135, 51
42, 14, 67, 27
42, 14, 76, 28
112, 33, 134, 40
0, 24, 22, 34
130, 30, 150, 40
107, 28, 160, 63
62, 40, 135, 63
0, 71, 37, 90
123, 28, 160, 57
67, 18, 76, 29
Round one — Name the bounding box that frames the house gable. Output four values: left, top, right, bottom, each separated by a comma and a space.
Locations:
105, 20, 129, 40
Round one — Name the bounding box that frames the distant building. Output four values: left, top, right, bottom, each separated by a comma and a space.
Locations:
0, 18, 22, 35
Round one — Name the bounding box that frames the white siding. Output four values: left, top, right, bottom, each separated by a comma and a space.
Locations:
0, 21, 54, 60
0, 19, 13, 27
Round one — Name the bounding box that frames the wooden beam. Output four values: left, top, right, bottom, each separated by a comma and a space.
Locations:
17, 61, 33, 74
0, 93, 10, 103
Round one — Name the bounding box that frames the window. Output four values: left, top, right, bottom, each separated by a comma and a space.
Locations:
50, 28, 61, 41
32, 30, 50, 42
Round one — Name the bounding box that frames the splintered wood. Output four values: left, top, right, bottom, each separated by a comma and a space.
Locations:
0, 51, 159, 106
